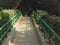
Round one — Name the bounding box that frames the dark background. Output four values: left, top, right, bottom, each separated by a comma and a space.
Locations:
0, 0, 60, 16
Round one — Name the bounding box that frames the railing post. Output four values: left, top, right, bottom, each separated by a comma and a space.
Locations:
0, 28, 2, 45
48, 30, 52, 45
5, 26, 8, 38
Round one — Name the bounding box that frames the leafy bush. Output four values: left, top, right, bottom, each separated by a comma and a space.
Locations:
2, 9, 16, 18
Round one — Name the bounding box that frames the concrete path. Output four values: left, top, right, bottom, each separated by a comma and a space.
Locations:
2, 16, 40, 45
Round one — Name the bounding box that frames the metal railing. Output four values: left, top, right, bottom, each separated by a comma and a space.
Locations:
0, 10, 22, 45
32, 11, 60, 45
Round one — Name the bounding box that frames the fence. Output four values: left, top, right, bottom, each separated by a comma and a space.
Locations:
32, 11, 60, 45
0, 10, 22, 45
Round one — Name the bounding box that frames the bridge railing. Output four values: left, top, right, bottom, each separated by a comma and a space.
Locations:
32, 11, 60, 45
0, 10, 22, 45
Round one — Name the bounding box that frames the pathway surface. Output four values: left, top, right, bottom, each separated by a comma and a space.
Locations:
3, 16, 40, 45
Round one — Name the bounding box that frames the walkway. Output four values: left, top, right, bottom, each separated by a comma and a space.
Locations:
3, 16, 40, 45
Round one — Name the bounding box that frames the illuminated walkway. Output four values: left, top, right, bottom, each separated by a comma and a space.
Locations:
3, 16, 40, 45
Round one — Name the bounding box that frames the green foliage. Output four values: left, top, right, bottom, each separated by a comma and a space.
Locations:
0, 9, 16, 27
41, 15, 60, 35
2, 9, 16, 18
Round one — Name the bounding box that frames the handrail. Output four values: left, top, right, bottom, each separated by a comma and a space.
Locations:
0, 10, 22, 45
32, 11, 60, 45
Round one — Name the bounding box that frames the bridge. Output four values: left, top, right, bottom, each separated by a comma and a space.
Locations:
0, 10, 60, 45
